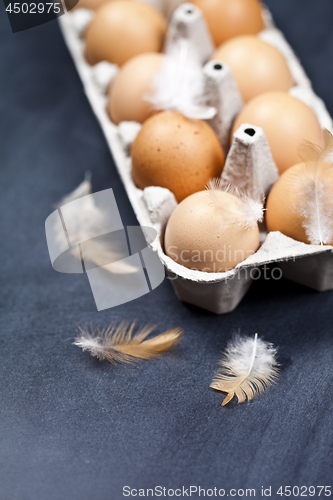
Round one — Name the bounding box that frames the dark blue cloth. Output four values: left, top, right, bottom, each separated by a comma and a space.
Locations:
1, 2, 333, 499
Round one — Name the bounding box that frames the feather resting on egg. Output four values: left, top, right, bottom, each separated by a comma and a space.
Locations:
145, 38, 216, 119
297, 130, 333, 245
206, 178, 264, 230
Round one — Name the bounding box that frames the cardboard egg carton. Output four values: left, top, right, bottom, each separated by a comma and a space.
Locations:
59, 2, 333, 314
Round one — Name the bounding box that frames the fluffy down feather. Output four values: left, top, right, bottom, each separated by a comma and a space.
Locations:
55, 176, 138, 274
206, 179, 264, 230
211, 333, 279, 406
297, 130, 333, 245
145, 38, 216, 119
74, 322, 183, 364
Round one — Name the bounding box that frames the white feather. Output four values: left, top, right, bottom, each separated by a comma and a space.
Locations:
297, 167, 333, 245
59, 190, 110, 246
206, 179, 264, 229
54, 176, 139, 275
211, 333, 279, 406
145, 38, 216, 119
55, 171, 92, 208
297, 130, 333, 245
298, 129, 333, 165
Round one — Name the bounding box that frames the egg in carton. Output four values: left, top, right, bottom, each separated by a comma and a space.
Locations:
59, 2, 333, 314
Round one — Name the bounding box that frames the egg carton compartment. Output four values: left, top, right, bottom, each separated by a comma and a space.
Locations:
59, 2, 333, 314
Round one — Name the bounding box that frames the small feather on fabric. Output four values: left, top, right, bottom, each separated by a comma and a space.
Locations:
54, 176, 139, 274
210, 333, 279, 406
296, 130, 333, 245
206, 179, 264, 229
74, 322, 183, 364
55, 171, 92, 208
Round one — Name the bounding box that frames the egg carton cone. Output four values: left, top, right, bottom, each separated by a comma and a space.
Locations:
59, 2, 333, 314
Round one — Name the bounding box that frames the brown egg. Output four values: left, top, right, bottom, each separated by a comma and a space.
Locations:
107, 53, 163, 125
191, 0, 264, 47
165, 190, 260, 272
232, 92, 324, 174
74, 0, 120, 10
212, 36, 293, 103
266, 161, 333, 245
131, 111, 225, 202
85, 1, 167, 66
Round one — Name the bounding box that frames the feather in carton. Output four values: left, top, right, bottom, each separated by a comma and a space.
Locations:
297, 130, 333, 245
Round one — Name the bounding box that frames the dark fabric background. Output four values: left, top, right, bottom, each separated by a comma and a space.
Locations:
1, 2, 333, 499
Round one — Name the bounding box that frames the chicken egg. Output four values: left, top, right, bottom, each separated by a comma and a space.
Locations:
212, 36, 293, 103
131, 111, 225, 202
85, 0, 167, 66
191, 0, 264, 47
73, 0, 118, 9
164, 189, 260, 272
107, 53, 163, 125
266, 161, 333, 245
232, 92, 324, 174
